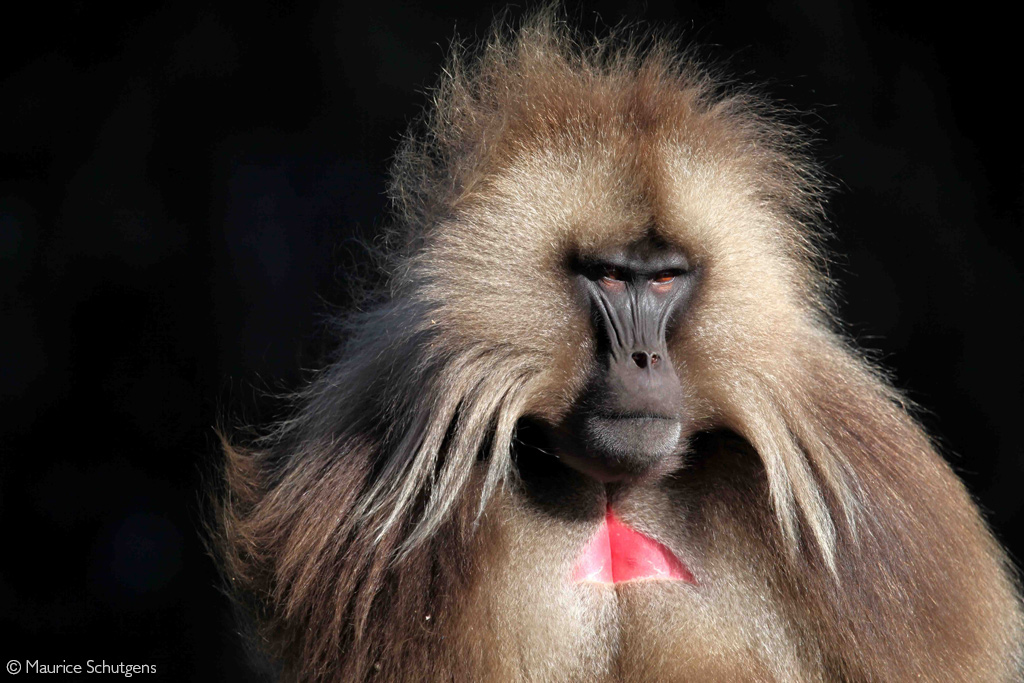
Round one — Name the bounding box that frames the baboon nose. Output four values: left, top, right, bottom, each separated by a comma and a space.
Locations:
631, 351, 661, 369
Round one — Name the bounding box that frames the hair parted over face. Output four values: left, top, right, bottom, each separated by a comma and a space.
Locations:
214, 10, 1023, 682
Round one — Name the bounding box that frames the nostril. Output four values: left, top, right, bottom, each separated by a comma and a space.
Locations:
632, 352, 649, 369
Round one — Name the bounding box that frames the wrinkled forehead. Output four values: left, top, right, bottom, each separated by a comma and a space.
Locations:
448, 123, 760, 269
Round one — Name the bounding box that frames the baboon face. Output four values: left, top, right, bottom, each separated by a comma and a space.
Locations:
416, 136, 728, 485
557, 238, 697, 482
414, 92, 808, 488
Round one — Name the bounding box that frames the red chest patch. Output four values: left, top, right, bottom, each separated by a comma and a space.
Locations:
572, 508, 695, 584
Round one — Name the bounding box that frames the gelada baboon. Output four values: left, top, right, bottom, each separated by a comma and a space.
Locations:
214, 10, 1023, 681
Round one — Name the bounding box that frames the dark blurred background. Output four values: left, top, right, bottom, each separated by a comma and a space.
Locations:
2, 1, 1021, 679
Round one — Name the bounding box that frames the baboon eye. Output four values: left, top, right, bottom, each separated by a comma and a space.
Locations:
597, 266, 627, 292
652, 271, 676, 284
601, 267, 625, 283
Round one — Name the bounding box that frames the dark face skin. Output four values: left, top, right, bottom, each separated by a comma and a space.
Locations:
556, 238, 695, 483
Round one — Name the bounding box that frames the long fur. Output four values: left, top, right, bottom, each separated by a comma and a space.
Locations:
214, 11, 1023, 681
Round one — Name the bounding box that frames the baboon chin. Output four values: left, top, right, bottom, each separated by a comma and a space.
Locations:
214, 10, 1024, 682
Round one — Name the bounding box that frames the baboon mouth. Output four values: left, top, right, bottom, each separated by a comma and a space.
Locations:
571, 415, 683, 480
572, 507, 695, 585
583, 415, 682, 453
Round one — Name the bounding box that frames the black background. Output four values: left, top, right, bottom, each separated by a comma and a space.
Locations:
2, 1, 1021, 679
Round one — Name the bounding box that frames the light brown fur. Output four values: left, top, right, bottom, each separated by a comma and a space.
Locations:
213, 11, 1023, 681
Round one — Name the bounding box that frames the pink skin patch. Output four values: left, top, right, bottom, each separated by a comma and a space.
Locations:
572, 507, 695, 585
